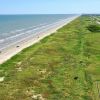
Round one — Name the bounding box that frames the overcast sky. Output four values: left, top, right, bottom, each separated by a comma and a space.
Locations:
0, 0, 100, 14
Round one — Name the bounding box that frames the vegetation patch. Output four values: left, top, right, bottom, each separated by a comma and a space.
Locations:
87, 24, 100, 32
0, 16, 100, 100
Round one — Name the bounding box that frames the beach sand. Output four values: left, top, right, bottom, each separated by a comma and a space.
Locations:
0, 16, 80, 64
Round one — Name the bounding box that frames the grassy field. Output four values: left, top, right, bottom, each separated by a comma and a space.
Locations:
0, 15, 100, 100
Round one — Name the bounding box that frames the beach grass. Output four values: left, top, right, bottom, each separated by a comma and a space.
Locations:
0, 16, 100, 100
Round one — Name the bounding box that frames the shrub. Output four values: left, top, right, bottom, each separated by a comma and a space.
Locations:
87, 24, 100, 32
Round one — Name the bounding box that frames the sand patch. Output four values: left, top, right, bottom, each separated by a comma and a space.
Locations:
16, 67, 22, 72
32, 94, 44, 100
0, 77, 5, 82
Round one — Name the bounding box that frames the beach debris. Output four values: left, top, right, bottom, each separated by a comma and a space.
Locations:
79, 61, 84, 66
97, 21, 100, 24
27, 89, 44, 100
0, 77, 5, 82
26, 89, 35, 97
39, 69, 47, 74
17, 62, 22, 65
74, 76, 78, 80
79, 60, 83, 63
16, 45, 20, 48
37, 36, 40, 38
31, 94, 44, 100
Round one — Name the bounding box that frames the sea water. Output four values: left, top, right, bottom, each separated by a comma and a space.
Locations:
0, 14, 76, 50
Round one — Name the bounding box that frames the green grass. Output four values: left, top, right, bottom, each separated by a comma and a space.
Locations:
0, 16, 100, 100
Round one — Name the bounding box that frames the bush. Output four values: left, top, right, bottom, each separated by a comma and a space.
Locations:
87, 25, 100, 32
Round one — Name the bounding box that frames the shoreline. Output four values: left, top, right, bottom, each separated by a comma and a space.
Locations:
0, 15, 80, 64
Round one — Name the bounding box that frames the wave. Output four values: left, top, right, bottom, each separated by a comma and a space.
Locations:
0, 23, 47, 42
0, 39, 4, 43
0, 16, 77, 51
9, 23, 45, 33
0, 18, 68, 43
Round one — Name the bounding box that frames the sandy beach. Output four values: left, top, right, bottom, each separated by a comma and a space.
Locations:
0, 15, 80, 64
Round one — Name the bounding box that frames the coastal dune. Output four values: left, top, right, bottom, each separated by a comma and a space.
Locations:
0, 15, 80, 64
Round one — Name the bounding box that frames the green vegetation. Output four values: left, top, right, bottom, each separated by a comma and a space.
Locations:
87, 24, 100, 32
0, 16, 100, 100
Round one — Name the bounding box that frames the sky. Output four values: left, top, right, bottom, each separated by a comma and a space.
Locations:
0, 0, 100, 14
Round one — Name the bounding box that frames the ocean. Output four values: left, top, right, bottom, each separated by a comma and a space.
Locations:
0, 14, 77, 50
